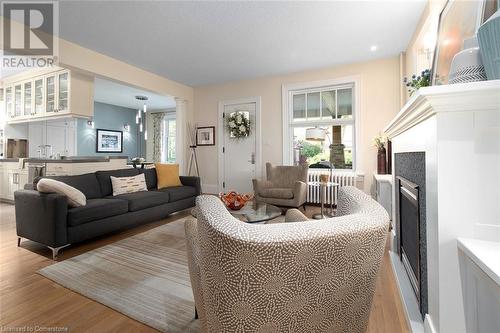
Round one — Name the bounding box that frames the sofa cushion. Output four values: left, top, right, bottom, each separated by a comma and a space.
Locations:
96, 168, 140, 197
37, 173, 102, 199
110, 190, 170, 212
67, 198, 128, 226
159, 186, 197, 202
259, 188, 294, 199
139, 168, 157, 190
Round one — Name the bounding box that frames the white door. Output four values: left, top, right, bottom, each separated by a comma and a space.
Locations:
220, 99, 260, 193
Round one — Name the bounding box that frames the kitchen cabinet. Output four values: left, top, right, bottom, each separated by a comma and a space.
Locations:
23, 81, 32, 117
28, 120, 77, 158
46, 125, 66, 157
3, 69, 93, 123
34, 78, 44, 116
5, 87, 13, 119
14, 84, 22, 118
45, 75, 56, 114
0, 162, 28, 202
8, 170, 27, 200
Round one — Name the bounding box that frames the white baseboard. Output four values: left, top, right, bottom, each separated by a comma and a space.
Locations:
424, 314, 437, 333
202, 183, 219, 194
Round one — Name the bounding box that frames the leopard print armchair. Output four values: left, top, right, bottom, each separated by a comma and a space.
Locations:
185, 186, 389, 333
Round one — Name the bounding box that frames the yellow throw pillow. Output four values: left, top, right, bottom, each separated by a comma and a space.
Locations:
155, 163, 182, 189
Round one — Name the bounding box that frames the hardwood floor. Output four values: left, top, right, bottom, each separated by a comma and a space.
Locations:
0, 202, 409, 332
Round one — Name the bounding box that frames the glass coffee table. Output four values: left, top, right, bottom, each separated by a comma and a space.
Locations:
228, 201, 283, 223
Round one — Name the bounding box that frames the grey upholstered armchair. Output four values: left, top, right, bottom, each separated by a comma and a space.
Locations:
185, 187, 390, 333
252, 162, 308, 209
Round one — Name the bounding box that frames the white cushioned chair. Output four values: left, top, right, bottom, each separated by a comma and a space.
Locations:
185, 186, 389, 333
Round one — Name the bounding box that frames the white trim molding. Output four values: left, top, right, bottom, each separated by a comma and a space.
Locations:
281, 75, 362, 172
384, 80, 500, 139
217, 96, 262, 193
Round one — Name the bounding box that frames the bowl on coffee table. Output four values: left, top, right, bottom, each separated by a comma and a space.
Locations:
219, 191, 253, 210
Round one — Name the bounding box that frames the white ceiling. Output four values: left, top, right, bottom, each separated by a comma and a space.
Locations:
94, 78, 176, 111
57, 1, 426, 87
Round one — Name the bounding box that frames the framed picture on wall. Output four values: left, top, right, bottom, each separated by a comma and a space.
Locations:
196, 126, 215, 146
96, 129, 123, 153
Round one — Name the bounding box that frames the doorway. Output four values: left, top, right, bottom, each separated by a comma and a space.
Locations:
218, 97, 261, 193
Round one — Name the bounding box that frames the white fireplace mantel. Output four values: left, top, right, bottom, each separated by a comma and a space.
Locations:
385, 80, 500, 333
384, 80, 500, 139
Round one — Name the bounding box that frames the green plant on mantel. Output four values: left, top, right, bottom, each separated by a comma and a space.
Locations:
403, 69, 431, 96
373, 133, 387, 152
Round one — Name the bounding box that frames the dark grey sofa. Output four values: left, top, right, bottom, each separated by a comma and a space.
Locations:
14, 168, 200, 259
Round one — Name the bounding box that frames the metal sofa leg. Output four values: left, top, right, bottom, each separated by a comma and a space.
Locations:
17, 237, 22, 247
47, 244, 71, 261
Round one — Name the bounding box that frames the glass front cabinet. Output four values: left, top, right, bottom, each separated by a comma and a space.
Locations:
34, 78, 44, 116
2, 70, 73, 122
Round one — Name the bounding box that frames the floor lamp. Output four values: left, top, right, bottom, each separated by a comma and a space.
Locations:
305, 126, 334, 218
187, 123, 200, 177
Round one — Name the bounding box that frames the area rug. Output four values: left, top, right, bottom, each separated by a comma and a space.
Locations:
38, 217, 199, 333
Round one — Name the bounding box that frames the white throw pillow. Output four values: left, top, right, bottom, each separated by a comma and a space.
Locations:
37, 178, 87, 207
110, 173, 148, 196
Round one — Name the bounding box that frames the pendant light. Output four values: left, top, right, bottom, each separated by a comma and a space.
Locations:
135, 95, 148, 141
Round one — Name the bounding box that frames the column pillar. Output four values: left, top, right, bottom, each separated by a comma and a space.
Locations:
175, 97, 187, 175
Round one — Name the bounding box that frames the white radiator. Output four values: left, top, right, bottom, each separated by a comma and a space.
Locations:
307, 170, 360, 205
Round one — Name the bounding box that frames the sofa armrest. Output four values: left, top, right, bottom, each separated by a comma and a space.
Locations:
180, 176, 201, 195
14, 190, 69, 247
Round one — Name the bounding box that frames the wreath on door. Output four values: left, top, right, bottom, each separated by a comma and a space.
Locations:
226, 111, 251, 138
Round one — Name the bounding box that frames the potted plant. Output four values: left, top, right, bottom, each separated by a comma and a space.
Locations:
403, 69, 431, 96
373, 134, 388, 174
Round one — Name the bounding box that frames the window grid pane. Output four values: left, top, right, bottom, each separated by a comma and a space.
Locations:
306, 92, 320, 120
292, 94, 306, 120
337, 88, 353, 119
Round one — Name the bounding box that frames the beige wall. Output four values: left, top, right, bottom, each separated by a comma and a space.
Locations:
194, 57, 401, 193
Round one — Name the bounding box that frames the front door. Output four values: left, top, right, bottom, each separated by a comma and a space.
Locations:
220, 99, 260, 193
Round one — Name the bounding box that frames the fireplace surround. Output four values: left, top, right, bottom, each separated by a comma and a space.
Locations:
395, 152, 427, 318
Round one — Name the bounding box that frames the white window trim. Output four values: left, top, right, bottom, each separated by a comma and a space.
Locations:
281, 75, 362, 172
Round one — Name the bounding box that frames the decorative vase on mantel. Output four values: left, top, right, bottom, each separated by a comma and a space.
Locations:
477, 2, 500, 80
377, 148, 387, 175
449, 36, 487, 84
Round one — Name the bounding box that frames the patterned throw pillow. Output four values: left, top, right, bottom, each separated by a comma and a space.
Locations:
110, 173, 148, 196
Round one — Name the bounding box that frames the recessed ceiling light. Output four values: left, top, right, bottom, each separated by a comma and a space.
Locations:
370, 45, 378, 51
